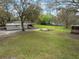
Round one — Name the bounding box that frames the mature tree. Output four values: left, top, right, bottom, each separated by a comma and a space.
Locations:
0, 7, 11, 27
12, 0, 31, 31
57, 8, 77, 28
0, 0, 41, 31
25, 4, 41, 23
12, 0, 41, 31
0, 0, 12, 26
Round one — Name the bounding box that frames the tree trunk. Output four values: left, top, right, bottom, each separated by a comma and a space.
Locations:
20, 16, 25, 31
65, 19, 69, 28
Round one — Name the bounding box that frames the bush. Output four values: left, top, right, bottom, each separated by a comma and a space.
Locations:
39, 14, 53, 25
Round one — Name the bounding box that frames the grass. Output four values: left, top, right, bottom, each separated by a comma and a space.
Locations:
35, 25, 70, 32
0, 25, 79, 59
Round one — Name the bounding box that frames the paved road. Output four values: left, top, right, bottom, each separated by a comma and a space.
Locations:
0, 30, 20, 37
0, 29, 41, 37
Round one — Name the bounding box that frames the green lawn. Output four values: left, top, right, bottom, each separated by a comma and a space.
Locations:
0, 25, 79, 59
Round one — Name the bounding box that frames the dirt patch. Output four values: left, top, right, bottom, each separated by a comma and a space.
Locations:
57, 32, 79, 40
57, 32, 70, 36
69, 34, 79, 40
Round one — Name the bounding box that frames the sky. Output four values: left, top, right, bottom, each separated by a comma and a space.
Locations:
7, 0, 79, 16
31, 0, 79, 15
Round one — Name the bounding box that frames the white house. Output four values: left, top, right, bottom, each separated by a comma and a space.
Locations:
6, 21, 32, 30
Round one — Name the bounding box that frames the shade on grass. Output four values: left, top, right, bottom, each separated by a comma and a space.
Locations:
0, 25, 79, 59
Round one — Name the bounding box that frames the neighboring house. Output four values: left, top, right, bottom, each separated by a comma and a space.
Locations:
76, 9, 79, 16
6, 21, 33, 30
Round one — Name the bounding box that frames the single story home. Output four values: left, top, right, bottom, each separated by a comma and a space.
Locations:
6, 21, 33, 30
